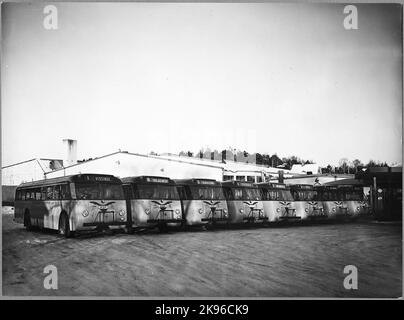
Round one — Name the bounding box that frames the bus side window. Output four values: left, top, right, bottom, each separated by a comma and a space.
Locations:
223, 188, 233, 200
234, 188, 242, 200
16, 190, 21, 200
176, 186, 186, 200
41, 187, 47, 200
26, 190, 33, 200
35, 188, 41, 200
46, 186, 54, 200
60, 184, 71, 200
132, 185, 140, 199
122, 184, 132, 200
54, 185, 61, 200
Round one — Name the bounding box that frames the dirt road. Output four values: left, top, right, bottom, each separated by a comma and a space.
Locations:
2, 207, 402, 297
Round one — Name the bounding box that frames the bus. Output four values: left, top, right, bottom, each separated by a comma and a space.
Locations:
257, 183, 300, 222
221, 181, 267, 225
121, 176, 183, 231
289, 184, 326, 220
175, 179, 228, 226
324, 185, 366, 220
314, 185, 365, 220
14, 174, 127, 237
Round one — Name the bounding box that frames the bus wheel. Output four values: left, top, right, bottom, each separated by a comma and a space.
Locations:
126, 224, 134, 234
59, 213, 73, 238
24, 210, 33, 231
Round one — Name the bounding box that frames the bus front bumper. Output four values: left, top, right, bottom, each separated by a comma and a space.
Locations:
82, 221, 128, 227
243, 216, 268, 222
146, 219, 184, 224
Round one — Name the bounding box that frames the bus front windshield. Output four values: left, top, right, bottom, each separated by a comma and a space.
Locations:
136, 184, 179, 200
344, 190, 363, 201
75, 183, 124, 200
189, 186, 225, 200
244, 188, 261, 201
292, 190, 316, 201
232, 188, 261, 201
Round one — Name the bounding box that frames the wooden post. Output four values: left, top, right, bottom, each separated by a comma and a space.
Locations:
372, 176, 377, 217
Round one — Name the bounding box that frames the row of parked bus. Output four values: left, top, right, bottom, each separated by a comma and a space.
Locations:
14, 174, 370, 237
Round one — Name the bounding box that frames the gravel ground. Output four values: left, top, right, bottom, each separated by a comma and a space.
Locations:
2, 206, 402, 297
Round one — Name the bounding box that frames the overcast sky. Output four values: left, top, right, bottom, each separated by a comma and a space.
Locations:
2, 2, 402, 167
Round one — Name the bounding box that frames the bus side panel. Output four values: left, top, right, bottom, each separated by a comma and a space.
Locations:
182, 200, 207, 226
291, 201, 309, 220
14, 200, 24, 224
262, 201, 280, 222
28, 200, 43, 227
226, 200, 241, 224
345, 200, 362, 218
131, 199, 157, 228
42, 200, 62, 230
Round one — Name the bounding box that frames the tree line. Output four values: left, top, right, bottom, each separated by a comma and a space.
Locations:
151, 148, 395, 173
173, 148, 315, 170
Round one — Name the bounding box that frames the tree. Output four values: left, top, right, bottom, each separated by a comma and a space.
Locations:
352, 159, 363, 173
339, 158, 349, 174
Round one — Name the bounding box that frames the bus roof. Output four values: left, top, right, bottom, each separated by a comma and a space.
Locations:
335, 185, 363, 190
16, 174, 122, 189
121, 176, 175, 185
256, 182, 289, 190
221, 181, 258, 188
174, 178, 221, 186
289, 184, 314, 190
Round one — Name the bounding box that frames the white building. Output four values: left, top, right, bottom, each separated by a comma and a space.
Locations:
290, 163, 321, 175
156, 153, 291, 182
45, 151, 225, 181
2, 158, 63, 185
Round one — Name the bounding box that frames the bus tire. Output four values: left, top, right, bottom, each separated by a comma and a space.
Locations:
24, 210, 33, 231
127, 224, 134, 234
58, 212, 74, 238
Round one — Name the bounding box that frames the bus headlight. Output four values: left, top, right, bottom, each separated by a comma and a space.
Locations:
332, 208, 336, 212
118, 210, 125, 216
145, 208, 151, 215
198, 208, 203, 214
356, 207, 360, 212
276, 208, 280, 213
305, 208, 309, 213
239, 209, 244, 213
223, 209, 227, 214
175, 209, 181, 215
82, 210, 89, 217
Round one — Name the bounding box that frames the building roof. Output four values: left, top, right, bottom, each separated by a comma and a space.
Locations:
2, 158, 63, 172
323, 178, 365, 186
157, 153, 292, 175
16, 173, 121, 188
44, 151, 225, 175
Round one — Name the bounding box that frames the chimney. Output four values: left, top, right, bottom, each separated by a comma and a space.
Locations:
63, 139, 77, 167
278, 170, 284, 184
